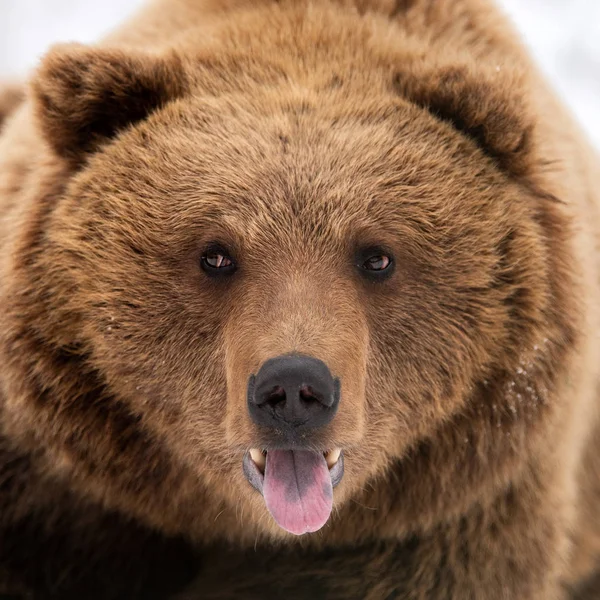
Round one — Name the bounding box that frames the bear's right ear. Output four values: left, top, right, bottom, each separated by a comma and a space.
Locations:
30, 43, 189, 163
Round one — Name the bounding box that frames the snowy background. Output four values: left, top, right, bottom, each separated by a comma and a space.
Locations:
1, 0, 599, 149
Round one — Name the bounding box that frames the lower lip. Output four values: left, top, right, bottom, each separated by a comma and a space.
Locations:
242, 450, 345, 495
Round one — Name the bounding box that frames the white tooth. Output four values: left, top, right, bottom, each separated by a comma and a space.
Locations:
325, 448, 341, 468
250, 448, 266, 470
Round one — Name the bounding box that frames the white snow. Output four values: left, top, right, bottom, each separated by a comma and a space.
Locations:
1, 0, 599, 148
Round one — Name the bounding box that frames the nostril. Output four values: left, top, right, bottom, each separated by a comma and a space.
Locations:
299, 384, 323, 404
263, 385, 286, 407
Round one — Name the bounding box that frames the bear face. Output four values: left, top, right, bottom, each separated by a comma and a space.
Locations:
0, 3, 577, 544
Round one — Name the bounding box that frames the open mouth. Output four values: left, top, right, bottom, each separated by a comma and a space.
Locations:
243, 448, 344, 536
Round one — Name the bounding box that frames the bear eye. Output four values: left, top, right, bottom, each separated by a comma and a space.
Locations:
357, 247, 394, 280
363, 255, 391, 271
201, 244, 236, 276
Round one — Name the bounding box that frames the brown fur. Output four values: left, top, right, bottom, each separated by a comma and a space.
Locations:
0, 0, 599, 598
0, 82, 24, 130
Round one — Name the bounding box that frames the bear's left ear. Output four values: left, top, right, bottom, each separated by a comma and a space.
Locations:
394, 61, 535, 177
30, 43, 189, 163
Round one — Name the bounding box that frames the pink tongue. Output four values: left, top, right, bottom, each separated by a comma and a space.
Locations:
263, 449, 333, 535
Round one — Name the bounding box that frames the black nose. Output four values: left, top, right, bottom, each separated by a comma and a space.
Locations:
247, 354, 340, 431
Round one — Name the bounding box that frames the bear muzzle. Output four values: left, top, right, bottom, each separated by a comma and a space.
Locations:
243, 354, 345, 535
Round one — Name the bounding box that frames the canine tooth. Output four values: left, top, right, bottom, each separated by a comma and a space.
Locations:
249, 448, 266, 471
325, 448, 341, 468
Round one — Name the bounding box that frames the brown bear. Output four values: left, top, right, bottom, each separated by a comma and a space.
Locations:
1, 0, 599, 598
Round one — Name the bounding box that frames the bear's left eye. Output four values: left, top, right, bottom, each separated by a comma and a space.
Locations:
363, 255, 391, 271
357, 247, 394, 280
201, 244, 236, 276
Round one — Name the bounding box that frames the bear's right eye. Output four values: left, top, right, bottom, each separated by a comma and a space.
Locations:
201, 244, 237, 277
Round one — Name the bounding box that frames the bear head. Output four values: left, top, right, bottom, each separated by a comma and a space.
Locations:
0, 5, 576, 542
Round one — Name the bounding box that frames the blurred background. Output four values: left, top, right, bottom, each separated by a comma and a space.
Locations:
0, 0, 599, 148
